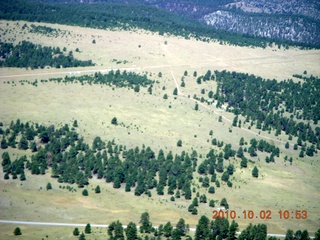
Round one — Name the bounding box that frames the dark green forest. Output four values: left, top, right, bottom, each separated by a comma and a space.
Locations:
1, 0, 319, 49
195, 70, 320, 154
0, 41, 94, 69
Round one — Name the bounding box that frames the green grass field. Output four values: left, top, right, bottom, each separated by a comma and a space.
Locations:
0, 20, 319, 239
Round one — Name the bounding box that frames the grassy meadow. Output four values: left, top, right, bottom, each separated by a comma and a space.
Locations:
0, 20, 319, 238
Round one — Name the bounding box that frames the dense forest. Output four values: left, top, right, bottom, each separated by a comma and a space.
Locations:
1, 0, 319, 49
203, 10, 320, 45
0, 41, 94, 69
194, 70, 320, 154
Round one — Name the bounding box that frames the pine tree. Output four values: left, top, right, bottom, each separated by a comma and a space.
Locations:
14, 227, 22, 235
240, 157, 248, 168
232, 116, 238, 127
176, 218, 187, 237
84, 223, 91, 234
126, 222, 138, 240
111, 117, 118, 125
1, 152, 11, 168
208, 186, 215, 194
112, 220, 124, 239
113, 176, 121, 188
82, 189, 88, 196
194, 103, 199, 111
237, 147, 244, 158
4, 172, 9, 180
1, 136, 8, 149
73, 120, 78, 127
192, 207, 198, 215
228, 220, 239, 240
220, 198, 229, 209
30, 141, 37, 152
221, 171, 229, 182
46, 182, 52, 190
140, 212, 152, 233
195, 216, 209, 240
8, 134, 16, 148
73, 227, 80, 236
192, 197, 199, 207
188, 204, 195, 212
134, 85, 140, 92
20, 171, 26, 181
285, 142, 289, 149
252, 166, 259, 178
79, 232, 86, 240
95, 185, 101, 193
163, 221, 173, 237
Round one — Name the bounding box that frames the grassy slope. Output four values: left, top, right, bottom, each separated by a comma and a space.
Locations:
0, 20, 319, 238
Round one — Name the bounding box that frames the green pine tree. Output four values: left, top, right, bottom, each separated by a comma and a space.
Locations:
84, 223, 91, 234
73, 227, 80, 236
14, 227, 22, 235
252, 166, 259, 178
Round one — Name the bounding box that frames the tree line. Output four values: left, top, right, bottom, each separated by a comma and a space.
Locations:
22, 70, 155, 92
1, 0, 319, 49
0, 41, 94, 69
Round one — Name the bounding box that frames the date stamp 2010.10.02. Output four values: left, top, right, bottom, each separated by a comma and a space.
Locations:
212, 210, 308, 220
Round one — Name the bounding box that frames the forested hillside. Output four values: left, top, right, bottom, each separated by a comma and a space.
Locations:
1, 0, 319, 48
29, 0, 320, 47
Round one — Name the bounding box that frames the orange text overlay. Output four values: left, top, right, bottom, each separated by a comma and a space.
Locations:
212, 210, 308, 220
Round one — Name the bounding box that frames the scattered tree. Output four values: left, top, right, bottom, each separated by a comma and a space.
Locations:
73, 120, 78, 127
252, 166, 259, 178
111, 117, 118, 125
95, 185, 101, 193
73, 228, 80, 236
14, 227, 22, 235
195, 103, 199, 111
85, 223, 91, 234
82, 189, 89, 196
46, 182, 52, 190
79, 232, 86, 240
220, 198, 229, 209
